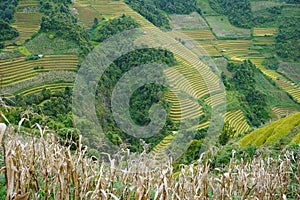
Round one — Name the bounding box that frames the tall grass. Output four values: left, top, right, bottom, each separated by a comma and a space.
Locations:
0, 121, 299, 199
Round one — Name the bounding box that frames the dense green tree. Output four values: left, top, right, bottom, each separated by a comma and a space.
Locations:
275, 18, 300, 61
96, 48, 177, 151
0, 0, 18, 21
0, 19, 19, 41
285, 0, 300, 3
209, 0, 253, 28
227, 61, 270, 127
218, 121, 236, 145
92, 15, 139, 42
124, 0, 171, 29
152, 0, 199, 14
0, 0, 19, 42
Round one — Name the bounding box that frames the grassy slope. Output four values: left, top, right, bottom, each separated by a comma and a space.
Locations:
278, 62, 300, 85
239, 112, 300, 147
255, 70, 300, 110
169, 12, 209, 30
205, 16, 251, 38
25, 33, 79, 55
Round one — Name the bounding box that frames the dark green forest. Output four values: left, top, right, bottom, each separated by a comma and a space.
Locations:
125, 0, 171, 29
125, 0, 200, 29
91, 14, 139, 42
96, 48, 178, 152
152, 0, 199, 14
226, 61, 270, 127
275, 18, 300, 61
0, 0, 19, 42
209, 0, 253, 28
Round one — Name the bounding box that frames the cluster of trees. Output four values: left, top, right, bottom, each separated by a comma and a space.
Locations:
125, 0, 201, 29
209, 0, 253, 28
96, 48, 177, 152
0, 0, 18, 21
285, 0, 300, 3
225, 61, 270, 127
0, 0, 19, 43
2, 86, 80, 150
262, 56, 279, 70
209, 0, 300, 32
152, 0, 200, 14
10, 87, 73, 129
0, 20, 19, 42
252, 6, 283, 26
39, 0, 91, 55
124, 0, 171, 29
91, 15, 139, 42
275, 18, 300, 61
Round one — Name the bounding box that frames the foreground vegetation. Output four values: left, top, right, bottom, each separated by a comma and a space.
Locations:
0, 123, 299, 199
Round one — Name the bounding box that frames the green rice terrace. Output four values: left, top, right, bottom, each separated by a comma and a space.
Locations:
0, 0, 300, 198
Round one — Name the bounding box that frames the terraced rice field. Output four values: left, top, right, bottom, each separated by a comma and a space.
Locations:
17, 82, 74, 96
18, 0, 39, 6
129, 15, 223, 153
150, 134, 175, 162
195, 41, 222, 56
239, 112, 300, 147
72, 2, 101, 28
0, 55, 78, 86
250, 1, 282, 12
1, 46, 17, 54
223, 110, 250, 136
205, 93, 226, 107
166, 93, 204, 122
271, 106, 298, 118
214, 40, 256, 59
252, 37, 275, 45
177, 30, 215, 40
166, 31, 220, 56
78, 0, 152, 27
11, 1, 42, 44
61, 0, 222, 130
253, 28, 277, 36
250, 58, 300, 103
126, 8, 225, 140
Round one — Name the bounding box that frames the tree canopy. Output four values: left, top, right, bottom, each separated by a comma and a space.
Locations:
91, 15, 139, 42
275, 18, 300, 61
209, 0, 253, 28
0, 0, 19, 42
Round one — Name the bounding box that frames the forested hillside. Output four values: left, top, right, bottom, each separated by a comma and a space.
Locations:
39, 0, 91, 55
276, 18, 300, 61
0, 0, 19, 43
209, 0, 253, 28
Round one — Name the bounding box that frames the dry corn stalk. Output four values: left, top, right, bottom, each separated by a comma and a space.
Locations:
0, 125, 299, 200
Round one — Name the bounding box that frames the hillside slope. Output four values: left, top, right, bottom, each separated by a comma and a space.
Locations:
239, 112, 300, 147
